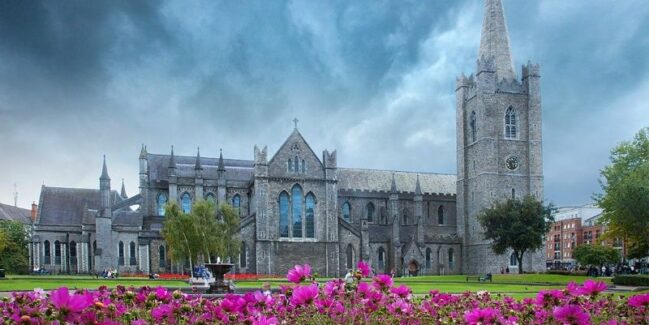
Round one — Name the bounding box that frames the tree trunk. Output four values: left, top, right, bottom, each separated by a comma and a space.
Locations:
517, 251, 525, 274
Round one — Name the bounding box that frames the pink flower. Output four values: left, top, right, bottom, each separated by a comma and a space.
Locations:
553, 305, 591, 325
291, 284, 319, 306
49, 287, 92, 314
253, 315, 278, 325
287, 264, 312, 284
464, 307, 499, 325
372, 274, 393, 291
536, 290, 564, 306
628, 293, 649, 308
390, 284, 411, 299
357, 261, 371, 277
579, 280, 607, 296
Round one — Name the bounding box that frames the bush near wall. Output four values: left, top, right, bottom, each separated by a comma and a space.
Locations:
612, 275, 649, 286
545, 270, 588, 276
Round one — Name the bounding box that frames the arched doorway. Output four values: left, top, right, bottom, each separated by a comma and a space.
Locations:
408, 260, 419, 276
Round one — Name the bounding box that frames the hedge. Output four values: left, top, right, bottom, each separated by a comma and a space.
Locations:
545, 270, 588, 276
612, 275, 649, 286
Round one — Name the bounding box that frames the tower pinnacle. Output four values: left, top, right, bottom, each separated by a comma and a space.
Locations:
478, 0, 516, 80
100, 155, 110, 180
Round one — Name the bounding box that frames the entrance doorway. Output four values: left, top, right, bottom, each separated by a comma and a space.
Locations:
408, 260, 419, 276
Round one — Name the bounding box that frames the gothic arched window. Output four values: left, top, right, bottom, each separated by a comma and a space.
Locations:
470, 111, 477, 142
448, 248, 455, 270
426, 248, 432, 268
181, 192, 192, 213
292, 185, 303, 238
205, 193, 216, 204
505, 107, 517, 139
366, 203, 375, 223
294, 156, 299, 173
157, 193, 168, 216
232, 194, 241, 216
346, 244, 354, 269
438, 205, 445, 225
54, 241, 61, 265
159, 245, 166, 268
279, 192, 289, 238
129, 242, 137, 265
305, 193, 315, 238
342, 202, 351, 222
44, 240, 51, 264
118, 241, 125, 265
510, 252, 517, 266
378, 247, 385, 270
288, 159, 293, 172
240, 242, 247, 268
301, 159, 306, 173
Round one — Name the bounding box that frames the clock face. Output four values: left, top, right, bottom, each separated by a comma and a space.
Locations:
505, 156, 519, 170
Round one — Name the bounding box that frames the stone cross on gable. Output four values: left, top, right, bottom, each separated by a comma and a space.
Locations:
293, 118, 299, 129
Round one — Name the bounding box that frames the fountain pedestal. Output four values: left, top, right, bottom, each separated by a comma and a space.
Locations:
204, 263, 234, 294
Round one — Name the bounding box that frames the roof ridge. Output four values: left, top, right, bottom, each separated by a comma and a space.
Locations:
338, 167, 455, 176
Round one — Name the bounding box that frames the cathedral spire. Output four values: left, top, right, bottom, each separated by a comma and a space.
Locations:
218, 148, 226, 172
478, 0, 516, 81
414, 174, 422, 196
169, 146, 176, 169
139, 144, 147, 159
100, 155, 110, 180
194, 147, 203, 170
390, 173, 397, 193
120, 179, 127, 198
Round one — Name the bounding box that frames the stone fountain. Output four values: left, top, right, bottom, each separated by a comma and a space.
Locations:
203, 263, 234, 293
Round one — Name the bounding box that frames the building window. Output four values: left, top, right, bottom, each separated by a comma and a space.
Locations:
438, 205, 445, 225
505, 106, 517, 139
118, 241, 125, 266
305, 193, 315, 238
157, 193, 168, 216
232, 194, 241, 216
470, 111, 477, 142
288, 159, 293, 172
159, 245, 166, 268
294, 156, 299, 173
510, 252, 517, 266
448, 248, 454, 270
378, 247, 385, 270
44, 240, 51, 265
130, 242, 137, 265
301, 159, 306, 173
181, 192, 192, 213
366, 203, 375, 223
292, 185, 303, 238
279, 192, 289, 238
240, 242, 247, 268
205, 193, 216, 204
426, 248, 432, 268
512, 188, 515, 199
346, 244, 354, 269
342, 202, 351, 222
70, 241, 77, 266
54, 241, 61, 265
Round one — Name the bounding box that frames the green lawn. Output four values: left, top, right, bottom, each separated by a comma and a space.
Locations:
0, 276, 187, 292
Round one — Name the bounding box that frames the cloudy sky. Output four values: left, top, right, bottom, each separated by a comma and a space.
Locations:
1, 0, 648, 209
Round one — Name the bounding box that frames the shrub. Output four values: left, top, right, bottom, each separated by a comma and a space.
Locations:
546, 270, 588, 276
612, 275, 649, 286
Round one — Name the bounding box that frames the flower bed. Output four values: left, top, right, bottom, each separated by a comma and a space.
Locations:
2, 262, 649, 324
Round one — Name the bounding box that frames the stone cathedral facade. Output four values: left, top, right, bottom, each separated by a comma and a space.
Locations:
30, 0, 545, 276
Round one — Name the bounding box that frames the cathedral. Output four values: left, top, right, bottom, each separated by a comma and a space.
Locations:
30, 0, 545, 276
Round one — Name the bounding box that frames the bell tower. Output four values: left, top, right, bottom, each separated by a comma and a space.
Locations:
456, 0, 544, 274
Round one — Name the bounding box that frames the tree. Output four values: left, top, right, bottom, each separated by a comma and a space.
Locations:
0, 220, 29, 273
477, 195, 553, 274
573, 244, 620, 268
596, 127, 649, 259
161, 200, 240, 272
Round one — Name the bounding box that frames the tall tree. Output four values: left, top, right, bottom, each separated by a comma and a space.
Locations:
215, 204, 241, 263
161, 202, 201, 274
0, 220, 29, 273
477, 196, 553, 274
596, 127, 649, 259
192, 200, 219, 263
573, 244, 620, 268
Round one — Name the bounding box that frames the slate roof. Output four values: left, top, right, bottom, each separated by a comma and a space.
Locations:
37, 187, 121, 226
113, 210, 143, 227
147, 153, 254, 183
0, 202, 32, 224
337, 168, 456, 195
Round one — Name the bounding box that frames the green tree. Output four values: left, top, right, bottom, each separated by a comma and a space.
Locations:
192, 200, 220, 263
215, 204, 241, 263
0, 220, 29, 273
161, 202, 202, 274
477, 196, 553, 274
573, 244, 620, 268
596, 127, 649, 259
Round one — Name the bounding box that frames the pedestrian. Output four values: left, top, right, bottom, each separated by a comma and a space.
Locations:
505, 266, 510, 274
500, 266, 504, 274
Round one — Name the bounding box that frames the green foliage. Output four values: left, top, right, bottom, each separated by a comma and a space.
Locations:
477, 196, 553, 274
0, 220, 29, 273
572, 244, 620, 267
596, 127, 649, 259
611, 275, 649, 286
161, 200, 240, 268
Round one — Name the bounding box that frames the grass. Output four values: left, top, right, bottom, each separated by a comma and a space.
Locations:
0, 273, 638, 298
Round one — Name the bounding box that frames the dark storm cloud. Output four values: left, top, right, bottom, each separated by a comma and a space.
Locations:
1, 0, 648, 208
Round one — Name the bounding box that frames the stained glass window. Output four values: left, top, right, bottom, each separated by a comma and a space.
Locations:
292, 185, 303, 238
279, 192, 289, 237
181, 192, 192, 213
305, 193, 315, 238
